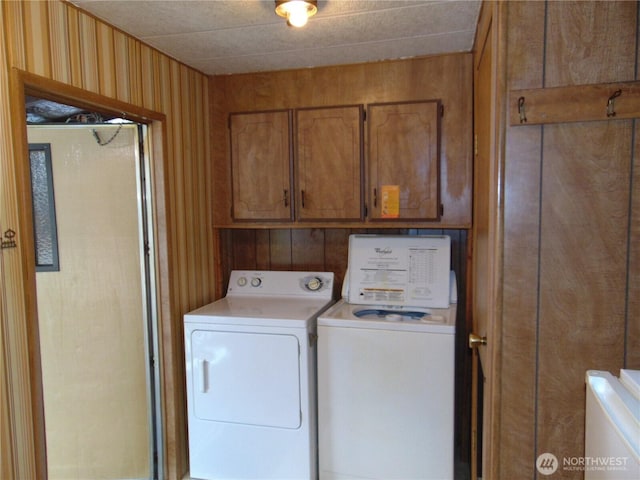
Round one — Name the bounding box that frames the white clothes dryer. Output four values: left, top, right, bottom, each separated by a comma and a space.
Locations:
317, 235, 456, 480
184, 270, 334, 480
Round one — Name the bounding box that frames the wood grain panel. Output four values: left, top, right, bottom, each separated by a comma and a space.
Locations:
78, 14, 99, 93
499, 1, 545, 479
268, 229, 292, 270
128, 39, 142, 107
22, 0, 51, 78
537, 122, 630, 464
629, 123, 640, 369
291, 229, 325, 270
545, 1, 637, 87
628, 16, 640, 371
96, 22, 116, 98
47, 0, 71, 84
113, 30, 131, 103
3, 0, 27, 70
534, 3, 637, 475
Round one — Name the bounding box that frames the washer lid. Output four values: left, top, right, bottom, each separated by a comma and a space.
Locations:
185, 296, 334, 328
318, 299, 455, 333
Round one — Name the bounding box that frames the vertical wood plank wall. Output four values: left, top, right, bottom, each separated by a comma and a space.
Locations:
491, 2, 640, 478
0, 1, 213, 478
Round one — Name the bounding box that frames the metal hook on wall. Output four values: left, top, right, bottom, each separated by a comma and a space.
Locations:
606, 89, 622, 117
518, 96, 527, 123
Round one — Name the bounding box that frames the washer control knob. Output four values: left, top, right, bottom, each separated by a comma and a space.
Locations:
306, 277, 323, 291
237, 276, 247, 287
251, 277, 262, 287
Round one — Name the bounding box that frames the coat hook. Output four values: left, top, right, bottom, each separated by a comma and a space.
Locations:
518, 96, 527, 123
607, 89, 622, 117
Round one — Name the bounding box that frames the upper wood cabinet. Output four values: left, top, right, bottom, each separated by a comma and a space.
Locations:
295, 106, 363, 221
367, 100, 441, 221
229, 110, 292, 221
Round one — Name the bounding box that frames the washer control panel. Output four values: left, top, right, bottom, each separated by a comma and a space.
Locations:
228, 270, 334, 298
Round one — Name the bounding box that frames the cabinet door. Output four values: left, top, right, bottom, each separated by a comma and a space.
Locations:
368, 101, 441, 221
295, 106, 363, 221
230, 111, 292, 220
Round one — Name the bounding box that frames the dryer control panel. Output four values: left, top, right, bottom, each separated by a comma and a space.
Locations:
227, 270, 334, 298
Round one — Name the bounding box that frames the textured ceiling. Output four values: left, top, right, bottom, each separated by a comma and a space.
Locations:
69, 0, 481, 75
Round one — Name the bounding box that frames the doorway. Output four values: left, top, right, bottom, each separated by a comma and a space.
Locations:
26, 118, 162, 479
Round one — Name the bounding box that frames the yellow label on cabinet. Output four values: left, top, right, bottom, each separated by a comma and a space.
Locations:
381, 185, 400, 218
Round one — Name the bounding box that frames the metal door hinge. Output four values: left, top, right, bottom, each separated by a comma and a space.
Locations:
309, 332, 318, 347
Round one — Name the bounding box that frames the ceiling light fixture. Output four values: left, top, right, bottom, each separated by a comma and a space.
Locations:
275, 0, 318, 28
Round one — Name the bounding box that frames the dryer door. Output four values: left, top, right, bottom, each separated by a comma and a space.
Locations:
190, 330, 301, 429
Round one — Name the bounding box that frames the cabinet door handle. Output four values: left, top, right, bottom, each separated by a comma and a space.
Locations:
283, 189, 289, 207
301, 190, 306, 208
373, 187, 377, 207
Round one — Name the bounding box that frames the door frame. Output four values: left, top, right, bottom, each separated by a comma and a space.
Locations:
5, 69, 174, 478
470, 1, 508, 479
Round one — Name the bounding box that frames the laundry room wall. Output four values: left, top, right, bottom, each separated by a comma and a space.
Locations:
474, 1, 640, 478
210, 52, 475, 477
1, 1, 212, 477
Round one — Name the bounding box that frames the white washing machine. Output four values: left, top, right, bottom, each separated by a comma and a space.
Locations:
184, 270, 334, 480
317, 235, 456, 480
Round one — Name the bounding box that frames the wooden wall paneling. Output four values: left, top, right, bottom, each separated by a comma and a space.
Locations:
268, 229, 293, 270
625, 5, 640, 371
2, 2, 214, 477
629, 123, 640, 369
534, 1, 638, 471
140, 44, 155, 112
96, 22, 116, 98
499, 1, 545, 478
231, 230, 258, 269
181, 66, 198, 309
78, 14, 99, 93
323, 229, 350, 293
169, 60, 188, 310
65, 5, 83, 88
22, 0, 51, 79
1, 5, 35, 477
0, 296, 15, 479
537, 121, 630, 465
291, 229, 325, 270
254, 230, 271, 270
128, 37, 143, 107
2, 1, 26, 70
47, 0, 71, 84
113, 30, 131, 103
545, 1, 636, 87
